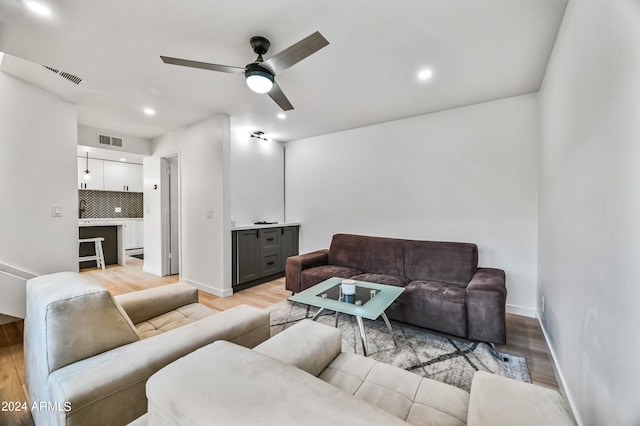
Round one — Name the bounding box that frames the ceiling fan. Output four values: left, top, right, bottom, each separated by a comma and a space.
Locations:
160, 31, 329, 111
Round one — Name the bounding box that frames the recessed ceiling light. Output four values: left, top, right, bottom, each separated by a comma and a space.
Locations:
25, 1, 52, 16
143, 108, 156, 116
120, 158, 126, 162
277, 113, 286, 120
417, 69, 433, 81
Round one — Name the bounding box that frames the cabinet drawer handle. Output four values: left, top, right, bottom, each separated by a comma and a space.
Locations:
267, 261, 275, 265
267, 237, 274, 241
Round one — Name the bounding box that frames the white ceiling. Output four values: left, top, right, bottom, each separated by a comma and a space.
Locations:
0, 0, 567, 142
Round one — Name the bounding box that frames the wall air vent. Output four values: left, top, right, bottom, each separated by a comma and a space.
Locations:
98, 133, 124, 147
42, 65, 84, 85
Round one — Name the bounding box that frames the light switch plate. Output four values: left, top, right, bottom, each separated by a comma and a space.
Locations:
51, 205, 62, 217
206, 209, 214, 219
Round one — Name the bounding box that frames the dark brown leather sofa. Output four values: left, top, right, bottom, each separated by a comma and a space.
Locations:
285, 233, 507, 344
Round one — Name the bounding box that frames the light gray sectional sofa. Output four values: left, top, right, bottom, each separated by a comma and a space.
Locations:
24, 272, 270, 426
136, 319, 576, 426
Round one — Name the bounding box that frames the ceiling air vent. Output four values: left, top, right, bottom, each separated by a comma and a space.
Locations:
98, 134, 124, 147
42, 65, 84, 85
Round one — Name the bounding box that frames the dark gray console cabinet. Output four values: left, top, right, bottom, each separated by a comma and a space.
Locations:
232, 225, 299, 291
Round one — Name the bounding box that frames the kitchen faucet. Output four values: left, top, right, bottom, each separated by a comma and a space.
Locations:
79, 199, 86, 218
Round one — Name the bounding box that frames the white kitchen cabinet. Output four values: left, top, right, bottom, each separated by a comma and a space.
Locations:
123, 220, 144, 249
126, 163, 143, 192
123, 221, 136, 249
136, 220, 144, 249
103, 161, 143, 192
77, 157, 104, 190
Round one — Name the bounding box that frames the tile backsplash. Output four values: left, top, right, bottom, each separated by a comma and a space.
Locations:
79, 190, 143, 218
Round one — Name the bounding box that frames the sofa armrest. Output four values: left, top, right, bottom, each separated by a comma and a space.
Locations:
255, 319, 342, 376
466, 268, 507, 344
468, 371, 575, 426
467, 268, 506, 292
286, 249, 329, 293
114, 283, 199, 324
47, 305, 269, 426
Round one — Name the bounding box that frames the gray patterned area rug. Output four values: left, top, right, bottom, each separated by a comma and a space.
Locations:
269, 300, 530, 392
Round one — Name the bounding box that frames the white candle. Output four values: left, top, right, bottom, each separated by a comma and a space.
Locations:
341, 279, 357, 295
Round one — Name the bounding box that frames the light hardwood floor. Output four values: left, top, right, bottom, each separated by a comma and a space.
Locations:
0, 257, 558, 426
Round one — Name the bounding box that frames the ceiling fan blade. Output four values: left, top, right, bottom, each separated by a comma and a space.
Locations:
262, 31, 329, 75
268, 82, 294, 111
160, 56, 245, 74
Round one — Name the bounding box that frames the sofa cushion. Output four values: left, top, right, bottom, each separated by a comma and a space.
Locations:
386, 281, 467, 338
328, 234, 405, 276
47, 305, 270, 426
25, 272, 141, 377
255, 319, 342, 376
467, 371, 575, 426
301, 265, 362, 290
403, 241, 478, 286
146, 341, 409, 426
134, 303, 218, 339
350, 273, 409, 287
320, 352, 469, 426
115, 283, 199, 324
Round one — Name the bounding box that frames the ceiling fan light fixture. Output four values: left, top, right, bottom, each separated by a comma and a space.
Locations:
245, 63, 274, 94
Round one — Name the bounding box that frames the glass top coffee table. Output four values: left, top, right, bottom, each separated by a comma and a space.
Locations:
288, 277, 404, 356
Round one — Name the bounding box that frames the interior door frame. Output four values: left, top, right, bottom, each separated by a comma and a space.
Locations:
161, 155, 180, 276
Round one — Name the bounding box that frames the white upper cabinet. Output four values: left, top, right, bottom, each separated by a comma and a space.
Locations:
103, 161, 143, 192
126, 163, 143, 192
103, 161, 127, 191
77, 157, 104, 190
79, 157, 143, 192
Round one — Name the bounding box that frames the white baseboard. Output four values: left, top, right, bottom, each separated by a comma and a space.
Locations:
182, 278, 233, 298
537, 312, 583, 426
142, 266, 162, 276
0, 314, 20, 326
506, 303, 536, 318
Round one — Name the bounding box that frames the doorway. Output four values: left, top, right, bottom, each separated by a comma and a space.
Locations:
161, 156, 180, 276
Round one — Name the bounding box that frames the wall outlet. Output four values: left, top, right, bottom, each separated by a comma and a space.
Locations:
51, 205, 62, 217
206, 209, 214, 219
115, 207, 122, 213
541, 295, 545, 313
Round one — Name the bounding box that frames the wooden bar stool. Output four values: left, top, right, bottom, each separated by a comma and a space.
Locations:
79, 237, 106, 270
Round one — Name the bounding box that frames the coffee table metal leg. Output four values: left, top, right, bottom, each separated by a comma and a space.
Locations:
355, 316, 369, 356
381, 312, 397, 347
335, 311, 340, 327
311, 307, 325, 321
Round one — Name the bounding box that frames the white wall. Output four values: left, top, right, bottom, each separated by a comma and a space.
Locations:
0, 72, 78, 275
286, 94, 540, 315
538, 0, 640, 424
78, 124, 152, 155
146, 114, 232, 297
229, 125, 285, 225
142, 155, 166, 276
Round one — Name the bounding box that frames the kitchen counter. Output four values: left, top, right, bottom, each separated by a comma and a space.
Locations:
79, 218, 143, 226
231, 222, 300, 231
78, 220, 132, 267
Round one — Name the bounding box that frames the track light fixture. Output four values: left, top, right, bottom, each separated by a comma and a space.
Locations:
250, 131, 268, 141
